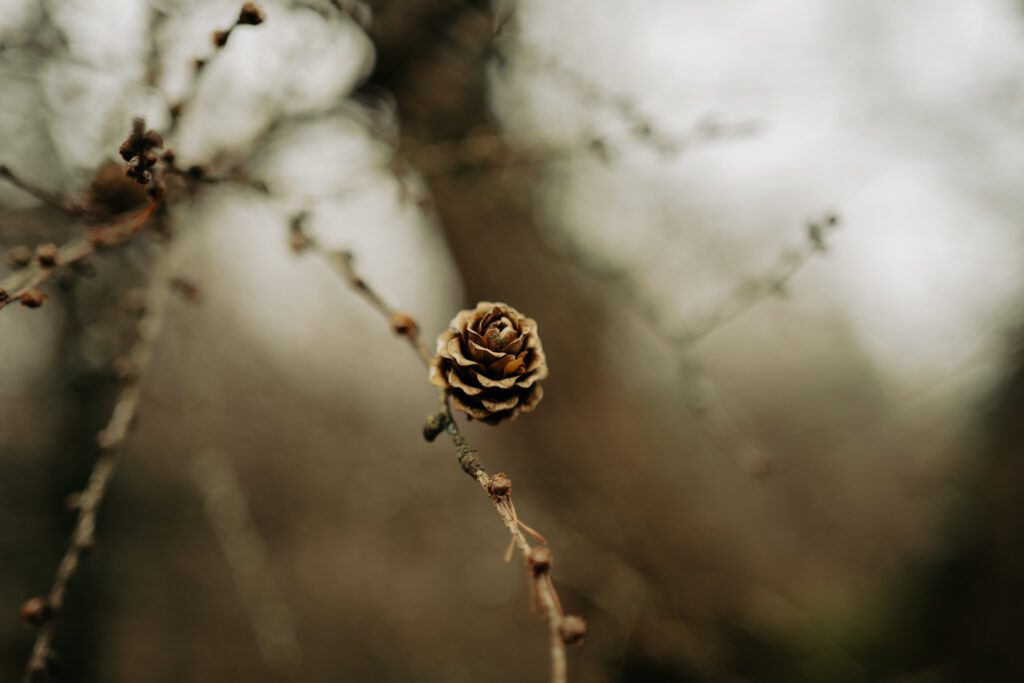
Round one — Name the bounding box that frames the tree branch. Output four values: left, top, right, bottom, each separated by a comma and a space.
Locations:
0, 202, 160, 312
20, 245, 179, 683
288, 216, 586, 682
0, 164, 87, 216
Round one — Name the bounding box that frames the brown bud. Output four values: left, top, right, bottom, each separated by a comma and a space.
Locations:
170, 277, 201, 304
559, 615, 587, 645
528, 546, 553, 575
0, 289, 8, 304
118, 140, 134, 162
8, 245, 33, 267
429, 302, 548, 424
20, 597, 52, 626
34, 243, 58, 267
487, 473, 512, 498
422, 412, 446, 442
20, 288, 48, 308
212, 29, 231, 47
238, 2, 265, 25
390, 312, 418, 338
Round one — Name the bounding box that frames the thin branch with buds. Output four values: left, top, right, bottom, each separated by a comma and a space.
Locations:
288, 216, 586, 683
165, 3, 266, 137
0, 202, 160, 311
20, 245, 179, 683
532, 213, 840, 477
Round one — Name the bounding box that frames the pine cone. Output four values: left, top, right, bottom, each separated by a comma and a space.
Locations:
430, 302, 548, 424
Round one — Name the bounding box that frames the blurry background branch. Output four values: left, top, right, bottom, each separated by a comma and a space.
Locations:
21, 243, 179, 682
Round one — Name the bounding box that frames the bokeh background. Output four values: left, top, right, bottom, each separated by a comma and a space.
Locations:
3, 0, 1024, 681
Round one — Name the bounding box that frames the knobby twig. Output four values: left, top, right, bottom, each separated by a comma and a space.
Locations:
165, 3, 265, 137
0, 202, 160, 311
288, 217, 586, 683
532, 213, 839, 477
660, 215, 841, 348
21, 245, 180, 682
510, 43, 759, 157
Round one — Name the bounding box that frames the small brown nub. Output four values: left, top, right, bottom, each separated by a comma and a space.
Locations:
559, 615, 588, 645
238, 2, 265, 25
19, 288, 48, 308
487, 473, 512, 498
528, 546, 553, 574
34, 243, 58, 267
422, 413, 446, 442
19, 597, 52, 626
390, 312, 418, 338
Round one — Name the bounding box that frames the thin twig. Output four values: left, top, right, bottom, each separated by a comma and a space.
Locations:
0, 164, 87, 216
288, 219, 584, 682
21, 245, 179, 683
287, 213, 432, 364
164, 3, 266, 139
0, 202, 160, 312
532, 213, 839, 477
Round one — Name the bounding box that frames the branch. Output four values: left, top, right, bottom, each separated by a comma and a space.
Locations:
532, 213, 839, 477
0, 164, 87, 216
288, 216, 586, 682
0, 202, 160, 312
164, 3, 266, 138
20, 245, 179, 683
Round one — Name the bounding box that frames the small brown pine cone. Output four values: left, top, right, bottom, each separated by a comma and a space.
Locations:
430, 302, 548, 424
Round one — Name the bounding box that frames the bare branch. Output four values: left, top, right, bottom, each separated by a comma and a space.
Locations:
288, 216, 585, 682
0, 164, 87, 216
21, 245, 179, 683
165, 3, 267, 138
0, 202, 160, 312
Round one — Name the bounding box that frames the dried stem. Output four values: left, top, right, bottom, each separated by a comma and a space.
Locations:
0, 164, 87, 216
165, 3, 265, 138
661, 215, 840, 348
0, 202, 160, 312
289, 218, 583, 682
22, 245, 179, 683
289, 215, 433, 365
